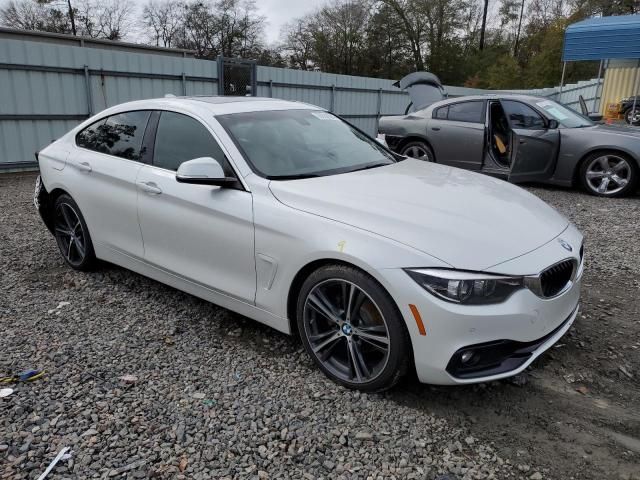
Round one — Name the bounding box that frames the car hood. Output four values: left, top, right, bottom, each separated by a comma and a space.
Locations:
269, 159, 569, 271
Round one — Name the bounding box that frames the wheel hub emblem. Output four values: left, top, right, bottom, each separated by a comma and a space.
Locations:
558, 238, 572, 252
341, 323, 353, 336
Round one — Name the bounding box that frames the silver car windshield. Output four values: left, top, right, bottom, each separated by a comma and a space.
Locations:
535, 99, 594, 128
217, 109, 396, 179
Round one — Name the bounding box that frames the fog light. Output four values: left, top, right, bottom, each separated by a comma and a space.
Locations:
461, 351, 474, 364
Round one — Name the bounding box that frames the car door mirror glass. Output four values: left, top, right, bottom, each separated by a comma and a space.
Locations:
176, 157, 237, 187
548, 119, 559, 129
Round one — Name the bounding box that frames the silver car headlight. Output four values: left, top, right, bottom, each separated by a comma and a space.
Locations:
405, 268, 524, 305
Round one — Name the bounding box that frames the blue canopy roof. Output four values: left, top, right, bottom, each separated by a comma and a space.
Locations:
563, 15, 640, 61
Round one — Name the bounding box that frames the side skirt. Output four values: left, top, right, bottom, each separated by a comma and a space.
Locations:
94, 243, 291, 335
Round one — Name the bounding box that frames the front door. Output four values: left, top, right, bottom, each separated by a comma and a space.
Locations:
502, 100, 560, 183
136, 110, 256, 302
428, 100, 486, 170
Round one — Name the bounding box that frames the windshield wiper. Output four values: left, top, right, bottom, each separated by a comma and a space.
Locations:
268, 173, 322, 180
347, 162, 390, 173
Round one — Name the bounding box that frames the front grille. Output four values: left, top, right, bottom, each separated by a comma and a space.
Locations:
540, 259, 575, 297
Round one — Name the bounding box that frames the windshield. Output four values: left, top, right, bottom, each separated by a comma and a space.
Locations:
217, 109, 396, 179
535, 99, 594, 128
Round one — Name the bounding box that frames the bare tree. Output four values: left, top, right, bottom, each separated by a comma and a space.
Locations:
379, 0, 425, 70
142, 0, 185, 47
281, 18, 314, 70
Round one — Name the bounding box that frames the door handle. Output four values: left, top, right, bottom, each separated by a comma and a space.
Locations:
138, 181, 162, 195
77, 161, 92, 172
431, 127, 441, 131
519, 139, 526, 144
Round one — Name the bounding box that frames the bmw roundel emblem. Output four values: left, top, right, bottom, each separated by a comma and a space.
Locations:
558, 239, 573, 252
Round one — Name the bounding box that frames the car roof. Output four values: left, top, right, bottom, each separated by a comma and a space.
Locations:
433, 93, 548, 107
106, 96, 323, 116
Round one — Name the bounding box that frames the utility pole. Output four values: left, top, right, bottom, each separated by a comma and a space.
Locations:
514, 0, 525, 56
479, 0, 489, 50
67, 0, 77, 36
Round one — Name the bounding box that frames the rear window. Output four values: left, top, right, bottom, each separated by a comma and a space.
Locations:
76, 111, 151, 161
447, 101, 485, 123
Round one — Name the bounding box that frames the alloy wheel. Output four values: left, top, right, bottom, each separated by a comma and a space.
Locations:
403, 145, 431, 161
54, 202, 87, 266
626, 108, 640, 126
584, 155, 631, 196
303, 279, 391, 384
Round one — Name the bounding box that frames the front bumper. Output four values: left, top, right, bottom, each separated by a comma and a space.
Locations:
380, 231, 583, 385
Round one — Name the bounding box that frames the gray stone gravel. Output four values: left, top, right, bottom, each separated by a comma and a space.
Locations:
0, 174, 522, 479
2, 173, 639, 480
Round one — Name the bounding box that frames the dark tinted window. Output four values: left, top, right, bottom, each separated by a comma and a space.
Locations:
434, 106, 448, 119
502, 100, 545, 129
76, 111, 150, 161
153, 112, 227, 172
447, 101, 485, 123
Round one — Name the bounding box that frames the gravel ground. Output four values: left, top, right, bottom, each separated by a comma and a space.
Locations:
1, 172, 639, 480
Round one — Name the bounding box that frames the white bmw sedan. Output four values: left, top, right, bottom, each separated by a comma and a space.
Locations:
35, 96, 583, 391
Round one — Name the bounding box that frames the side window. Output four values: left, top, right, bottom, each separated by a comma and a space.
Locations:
76, 111, 151, 161
76, 118, 106, 151
153, 112, 228, 172
447, 101, 485, 123
501, 101, 546, 129
433, 106, 448, 119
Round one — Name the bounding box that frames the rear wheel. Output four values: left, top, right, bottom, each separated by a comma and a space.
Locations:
296, 265, 410, 392
400, 141, 434, 162
53, 194, 96, 270
579, 152, 638, 197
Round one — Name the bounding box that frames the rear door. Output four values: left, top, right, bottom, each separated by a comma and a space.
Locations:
69, 110, 152, 258
427, 100, 486, 170
503, 100, 560, 183
136, 110, 256, 302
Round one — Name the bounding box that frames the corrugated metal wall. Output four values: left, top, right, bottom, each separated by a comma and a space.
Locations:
600, 59, 640, 113
0, 28, 604, 170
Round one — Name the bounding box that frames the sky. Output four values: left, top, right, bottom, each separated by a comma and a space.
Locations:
255, 0, 327, 44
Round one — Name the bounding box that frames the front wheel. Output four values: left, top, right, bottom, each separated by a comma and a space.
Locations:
296, 265, 410, 392
400, 141, 435, 162
579, 152, 638, 197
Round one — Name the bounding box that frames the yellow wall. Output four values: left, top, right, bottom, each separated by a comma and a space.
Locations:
600, 59, 640, 115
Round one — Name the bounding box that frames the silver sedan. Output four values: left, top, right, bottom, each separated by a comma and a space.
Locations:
379, 77, 640, 198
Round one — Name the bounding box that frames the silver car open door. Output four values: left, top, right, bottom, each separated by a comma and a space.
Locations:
394, 72, 447, 113
503, 100, 560, 183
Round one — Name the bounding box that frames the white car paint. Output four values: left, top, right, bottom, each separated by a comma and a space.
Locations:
37, 96, 583, 385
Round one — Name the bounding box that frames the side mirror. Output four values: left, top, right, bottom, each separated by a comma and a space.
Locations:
548, 119, 559, 129
176, 157, 238, 187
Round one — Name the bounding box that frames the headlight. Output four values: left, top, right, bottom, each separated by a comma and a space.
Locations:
405, 268, 524, 305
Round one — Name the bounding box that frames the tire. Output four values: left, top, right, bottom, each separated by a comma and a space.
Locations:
296, 264, 411, 392
400, 140, 435, 162
625, 107, 640, 126
578, 151, 638, 198
52, 194, 97, 271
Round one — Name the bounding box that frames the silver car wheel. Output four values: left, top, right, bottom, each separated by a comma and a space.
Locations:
585, 155, 632, 196
402, 144, 432, 161
303, 279, 390, 384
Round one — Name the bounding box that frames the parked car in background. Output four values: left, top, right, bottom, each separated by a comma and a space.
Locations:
379, 73, 640, 197
618, 95, 640, 125
35, 96, 583, 391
